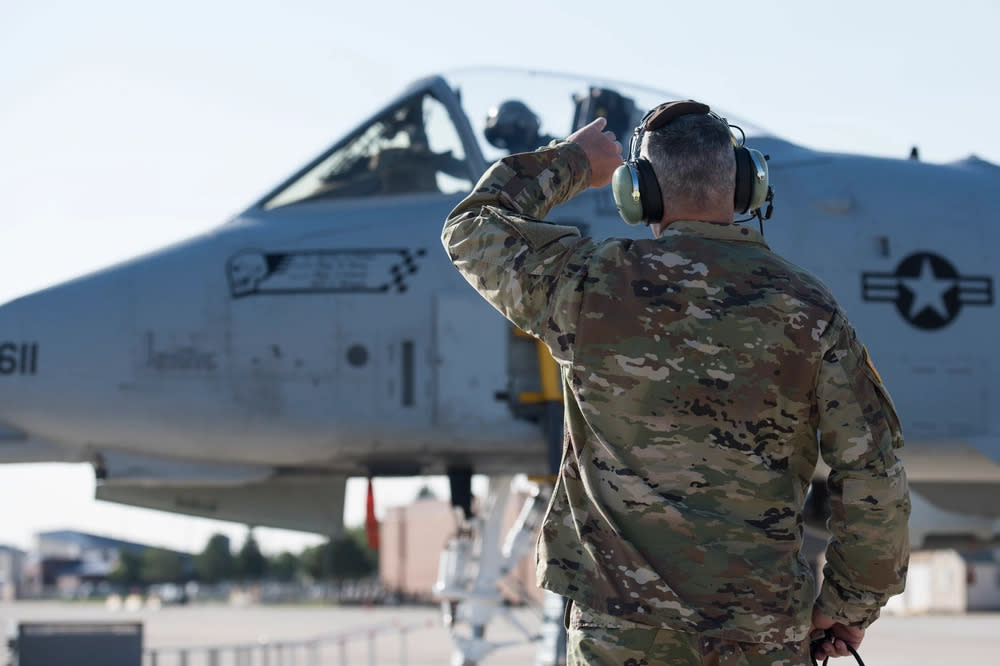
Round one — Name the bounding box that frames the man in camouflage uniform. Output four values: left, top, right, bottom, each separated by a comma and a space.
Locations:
441, 107, 909, 665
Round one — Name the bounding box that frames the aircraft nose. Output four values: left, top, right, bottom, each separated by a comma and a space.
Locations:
0, 297, 41, 427
0, 271, 131, 430
0, 304, 37, 378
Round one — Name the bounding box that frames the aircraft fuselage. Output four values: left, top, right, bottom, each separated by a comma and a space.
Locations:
1, 71, 998, 542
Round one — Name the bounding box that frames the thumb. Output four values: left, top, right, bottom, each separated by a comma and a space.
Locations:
567, 116, 609, 147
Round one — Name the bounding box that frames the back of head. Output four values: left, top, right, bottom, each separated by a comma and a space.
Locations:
641, 114, 735, 215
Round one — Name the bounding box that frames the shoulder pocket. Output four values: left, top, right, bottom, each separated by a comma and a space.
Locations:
860, 347, 904, 450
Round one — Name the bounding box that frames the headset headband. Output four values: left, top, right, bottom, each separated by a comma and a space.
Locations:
643, 100, 711, 132
628, 100, 736, 164
613, 99, 773, 225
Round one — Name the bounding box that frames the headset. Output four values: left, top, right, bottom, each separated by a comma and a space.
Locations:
611, 100, 774, 226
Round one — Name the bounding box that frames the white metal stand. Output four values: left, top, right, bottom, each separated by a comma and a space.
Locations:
434, 476, 557, 666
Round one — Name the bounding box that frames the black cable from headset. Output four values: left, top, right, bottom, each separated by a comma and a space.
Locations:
728, 122, 772, 235
809, 630, 866, 666
732, 208, 765, 233
729, 123, 747, 147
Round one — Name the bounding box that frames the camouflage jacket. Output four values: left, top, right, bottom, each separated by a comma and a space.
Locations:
441, 142, 910, 644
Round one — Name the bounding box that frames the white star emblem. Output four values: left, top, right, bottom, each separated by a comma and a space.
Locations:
899, 256, 954, 319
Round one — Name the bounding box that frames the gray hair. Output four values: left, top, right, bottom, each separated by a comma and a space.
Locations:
640, 114, 734, 210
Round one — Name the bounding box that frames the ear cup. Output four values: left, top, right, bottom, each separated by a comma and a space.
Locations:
734, 146, 751, 214
612, 163, 644, 225
745, 148, 770, 213
734, 146, 770, 214
634, 158, 663, 224
612, 159, 663, 225
618, 99, 773, 223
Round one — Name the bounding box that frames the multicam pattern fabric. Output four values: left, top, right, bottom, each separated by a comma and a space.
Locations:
568, 603, 812, 666
442, 141, 909, 645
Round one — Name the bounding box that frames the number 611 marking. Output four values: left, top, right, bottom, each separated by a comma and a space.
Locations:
0, 342, 39, 375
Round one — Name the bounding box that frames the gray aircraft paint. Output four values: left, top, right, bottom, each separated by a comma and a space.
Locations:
0, 70, 996, 542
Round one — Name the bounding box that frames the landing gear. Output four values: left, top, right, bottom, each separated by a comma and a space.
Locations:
434, 474, 560, 666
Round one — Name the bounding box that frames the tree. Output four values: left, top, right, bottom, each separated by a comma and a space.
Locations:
345, 526, 378, 569
301, 531, 377, 582
108, 549, 143, 588
196, 533, 235, 583
415, 484, 437, 500
328, 533, 376, 582
300, 542, 328, 581
141, 548, 183, 584
236, 531, 267, 580
268, 551, 300, 582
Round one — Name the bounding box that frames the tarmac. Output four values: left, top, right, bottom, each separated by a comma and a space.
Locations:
2, 600, 998, 665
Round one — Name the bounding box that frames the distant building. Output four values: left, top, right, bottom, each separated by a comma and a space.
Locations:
966, 549, 1000, 611
0, 544, 25, 600
380, 498, 457, 601
22, 529, 191, 598
383, 499, 1000, 615
379, 492, 541, 605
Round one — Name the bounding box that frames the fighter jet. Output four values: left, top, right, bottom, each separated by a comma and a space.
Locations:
1, 68, 998, 662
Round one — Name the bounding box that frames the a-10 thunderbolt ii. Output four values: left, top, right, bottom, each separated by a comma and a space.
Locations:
1, 68, 998, 662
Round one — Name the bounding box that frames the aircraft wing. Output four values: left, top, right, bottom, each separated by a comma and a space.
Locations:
0, 423, 86, 463
94, 451, 347, 534
95, 477, 346, 535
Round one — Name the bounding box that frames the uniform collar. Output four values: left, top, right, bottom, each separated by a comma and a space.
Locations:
661, 220, 769, 248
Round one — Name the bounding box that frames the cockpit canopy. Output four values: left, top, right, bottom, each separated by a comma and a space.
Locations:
258, 69, 769, 210
263, 90, 475, 209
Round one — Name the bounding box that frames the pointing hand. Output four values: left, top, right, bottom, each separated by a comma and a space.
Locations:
567, 117, 623, 189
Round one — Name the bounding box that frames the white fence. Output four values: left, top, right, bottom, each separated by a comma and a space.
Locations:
144, 619, 435, 666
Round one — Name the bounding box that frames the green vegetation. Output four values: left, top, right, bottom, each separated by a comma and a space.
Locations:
268, 551, 300, 582
236, 532, 267, 581
108, 549, 143, 587
195, 534, 235, 583
141, 547, 184, 583
300, 528, 378, 582
109, 528, 378, 586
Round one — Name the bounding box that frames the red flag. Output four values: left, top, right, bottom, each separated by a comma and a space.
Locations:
365, 477, 379, 550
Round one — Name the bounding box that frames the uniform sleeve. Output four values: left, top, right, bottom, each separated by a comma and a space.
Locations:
813, 313, 910, 628
441, 142, 594, 360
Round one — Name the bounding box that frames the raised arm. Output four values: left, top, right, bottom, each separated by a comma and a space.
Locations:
441, 119, 622, 356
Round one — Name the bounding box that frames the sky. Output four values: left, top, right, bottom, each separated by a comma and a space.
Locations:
0, 0, 998, 555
